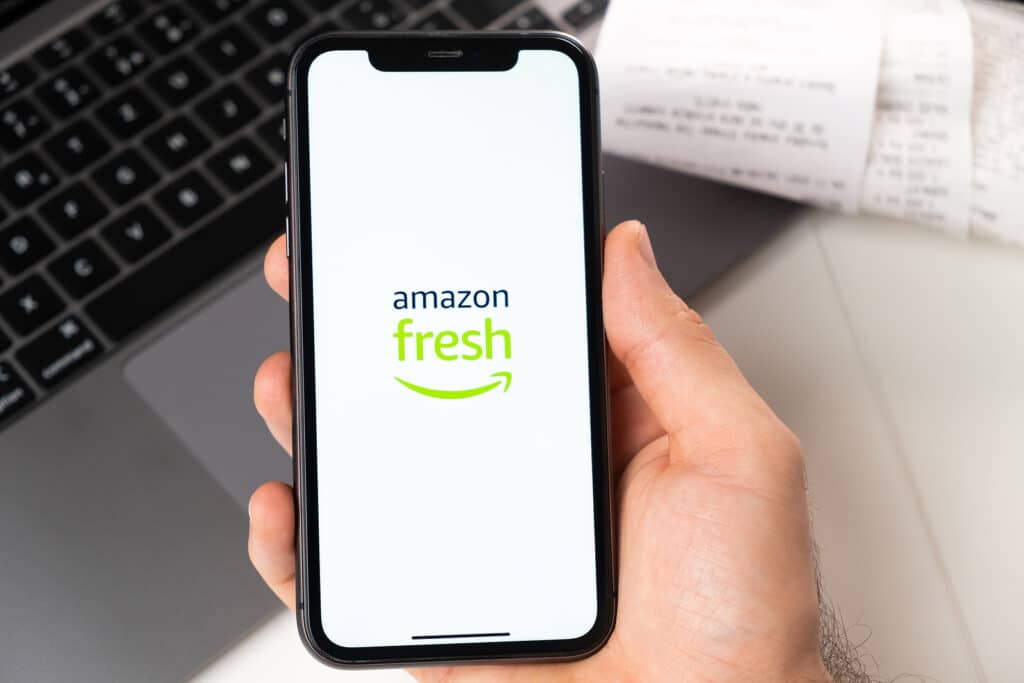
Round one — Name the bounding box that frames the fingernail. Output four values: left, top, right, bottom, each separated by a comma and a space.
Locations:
636, 222, 656, 268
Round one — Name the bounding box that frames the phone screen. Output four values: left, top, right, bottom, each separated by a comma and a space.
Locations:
304, 47, 601, 649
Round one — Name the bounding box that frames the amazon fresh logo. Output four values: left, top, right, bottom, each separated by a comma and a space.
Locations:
391, 288, 512, 400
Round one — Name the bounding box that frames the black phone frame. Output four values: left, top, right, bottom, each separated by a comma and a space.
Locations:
287, 31, 614, 668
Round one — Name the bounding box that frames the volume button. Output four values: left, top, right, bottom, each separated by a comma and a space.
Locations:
283, 162, 289, 203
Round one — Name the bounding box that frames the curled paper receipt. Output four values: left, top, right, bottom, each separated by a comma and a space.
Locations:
596, 0, 1024, 246
596, 0, 884, 214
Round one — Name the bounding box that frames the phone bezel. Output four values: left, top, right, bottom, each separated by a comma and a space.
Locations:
287, 31, 614, 668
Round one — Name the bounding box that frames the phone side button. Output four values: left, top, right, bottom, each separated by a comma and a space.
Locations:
285, 215, 291, 258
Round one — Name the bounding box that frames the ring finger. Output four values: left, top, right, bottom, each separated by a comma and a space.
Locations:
254, 350, 293, 455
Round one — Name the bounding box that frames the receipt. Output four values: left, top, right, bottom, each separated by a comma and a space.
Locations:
595, 0, 884, 212
967, 0, 1024, 246
859, 0, 974, 236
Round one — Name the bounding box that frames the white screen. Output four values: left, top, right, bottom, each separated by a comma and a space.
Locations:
307, 49, 597, 648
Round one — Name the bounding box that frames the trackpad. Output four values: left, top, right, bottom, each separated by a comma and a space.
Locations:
124, 273, 291, 508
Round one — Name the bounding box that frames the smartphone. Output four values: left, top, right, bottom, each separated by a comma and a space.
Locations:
286, 32, 613, 668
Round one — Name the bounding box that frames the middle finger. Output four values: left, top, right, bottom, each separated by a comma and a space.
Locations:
254, 351, 293, 455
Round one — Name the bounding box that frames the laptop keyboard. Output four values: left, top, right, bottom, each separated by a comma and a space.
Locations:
0, 0, 608, 430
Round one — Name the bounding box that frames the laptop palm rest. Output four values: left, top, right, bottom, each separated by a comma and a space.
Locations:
124, 272, 291, 509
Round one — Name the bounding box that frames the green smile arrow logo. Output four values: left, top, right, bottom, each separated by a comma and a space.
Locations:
394, 371, 512, 399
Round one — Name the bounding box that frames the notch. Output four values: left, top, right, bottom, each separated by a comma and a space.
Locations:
369, 41, 518, 71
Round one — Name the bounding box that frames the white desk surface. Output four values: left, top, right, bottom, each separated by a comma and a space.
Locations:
192, 208, 1024, 683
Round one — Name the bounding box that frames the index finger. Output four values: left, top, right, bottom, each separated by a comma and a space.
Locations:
263, 233, 289, 302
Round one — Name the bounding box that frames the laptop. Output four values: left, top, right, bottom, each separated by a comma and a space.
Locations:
0, 1, 797, 680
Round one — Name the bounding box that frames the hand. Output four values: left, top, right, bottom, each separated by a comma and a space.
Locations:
250, 221, 830, 682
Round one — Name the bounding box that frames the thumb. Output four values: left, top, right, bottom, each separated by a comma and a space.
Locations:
603, 221, 783, 467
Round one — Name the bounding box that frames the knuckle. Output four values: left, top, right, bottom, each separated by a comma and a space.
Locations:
761, 419, 807, 484
672, 300, 725, 359
777, 423, 803, 460
621, 295, 721, 370
709, 412, 805, 485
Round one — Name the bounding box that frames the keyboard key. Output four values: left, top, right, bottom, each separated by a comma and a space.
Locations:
154, 170, 222, 228
0, 362, 34, 428
87, 175, 281, 341
48, 239, 119, 298
0, 274, 64, 336
342, 0, 406, 29
0, 153, 57, 208
502, 7, 557, 29
449, 0, 519, 27
246, 1, 308, 42
86, 36, 152, 86
96, 87, 160, 138
0, 99, 49, 152
0, 61, 37, 103
257, 115, 286, 156
0, 217, 55, 276
411, 11, 458, 30
146, 56, 211, 107
139, 6, 200, 53
144, 117, 210, 170
207, 137, 272, 191
562, 0, 607, 28
187, 0, 248, 22
35, 67, 100, 117
245, 53, 287, 104
33, 29, 90, 69
95, 149, 158, 204
196, 84, 257, 136
38, 183, 108, 239
16, 315, 103, 389
101, 205, 170, 262
196, 24, 259, 75
89, 1, 143, 35
43, 120, 111, 174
